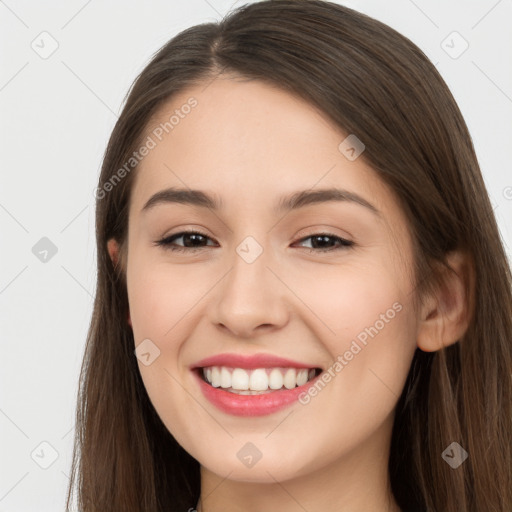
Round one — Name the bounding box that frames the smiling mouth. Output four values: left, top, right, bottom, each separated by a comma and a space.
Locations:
198, 366, 322, 394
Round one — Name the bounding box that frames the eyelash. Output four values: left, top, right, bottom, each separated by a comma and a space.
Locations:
154, 230, 354, 254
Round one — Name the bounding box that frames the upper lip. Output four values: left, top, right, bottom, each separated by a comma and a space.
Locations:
191, 353, 320, 370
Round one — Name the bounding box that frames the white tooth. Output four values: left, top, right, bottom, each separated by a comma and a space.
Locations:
269, 368, 284, 389
211, 366, 221, 387
283, 368, 297, 389
205, 368, 212, 383
249, 368, 269, 391
308, 369, 316, 380
220, 367, 231, 388
230, 389, 268, 395
296, 369, 308, 386
231, 368, 250, 390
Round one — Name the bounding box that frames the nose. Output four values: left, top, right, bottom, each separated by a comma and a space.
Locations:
208, 246, 290, 339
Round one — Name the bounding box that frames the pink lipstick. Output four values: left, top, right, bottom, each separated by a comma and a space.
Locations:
191, 353, 322, 417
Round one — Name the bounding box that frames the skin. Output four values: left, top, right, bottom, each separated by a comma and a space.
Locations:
108, 76, 470, 512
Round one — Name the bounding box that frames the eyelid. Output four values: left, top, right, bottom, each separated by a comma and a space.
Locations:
293, 224, 354, 242
160, 225, 216, 240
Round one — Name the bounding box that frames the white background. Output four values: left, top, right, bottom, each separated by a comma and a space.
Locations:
1, 0, 511, 510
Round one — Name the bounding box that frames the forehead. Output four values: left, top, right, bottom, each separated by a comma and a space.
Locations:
129, 76, 396, 222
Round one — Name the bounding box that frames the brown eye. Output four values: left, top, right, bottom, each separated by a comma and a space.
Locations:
154, 231, 354, 254
155, 231, 217, 252
294, 233, 354, 252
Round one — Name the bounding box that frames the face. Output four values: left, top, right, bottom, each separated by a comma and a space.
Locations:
120, 76, 420, 483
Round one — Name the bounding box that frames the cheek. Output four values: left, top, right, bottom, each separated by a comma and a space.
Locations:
126, 260, 203, 435
126, 256, 204, 342
126, 257, 213, 401
288, 258, 417, 398
287, 258, 412, 343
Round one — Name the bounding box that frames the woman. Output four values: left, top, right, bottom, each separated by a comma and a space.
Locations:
66, 1, 512, 511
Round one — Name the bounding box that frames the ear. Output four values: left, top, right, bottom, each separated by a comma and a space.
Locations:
107, 238, 119, 267
417, 251, 473, 352
106, 238, 132, 328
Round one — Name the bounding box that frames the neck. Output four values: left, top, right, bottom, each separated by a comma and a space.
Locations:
195, 413, 401, 512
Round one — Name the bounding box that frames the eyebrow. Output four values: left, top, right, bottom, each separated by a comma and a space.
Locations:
140, 187, 381, 217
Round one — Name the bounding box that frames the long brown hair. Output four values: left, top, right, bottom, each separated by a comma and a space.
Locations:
66, 1, 512, 510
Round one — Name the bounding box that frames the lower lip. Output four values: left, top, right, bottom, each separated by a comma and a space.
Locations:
193, 370, 319, 417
